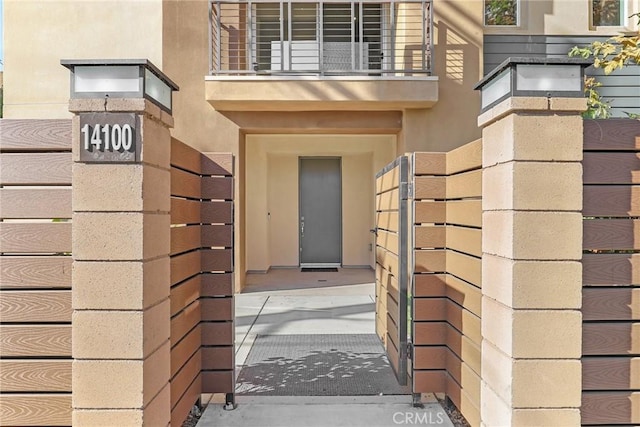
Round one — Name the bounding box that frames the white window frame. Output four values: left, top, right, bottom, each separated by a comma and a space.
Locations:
590, 0, 627, 28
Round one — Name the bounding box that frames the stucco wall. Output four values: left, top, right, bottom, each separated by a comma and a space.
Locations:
245, 134, 396, 272
3, 0, 484, 150
3, 0, 164, 119
7, 1, 634, 149
484, 0, 640, 35
419, 0, 484, 151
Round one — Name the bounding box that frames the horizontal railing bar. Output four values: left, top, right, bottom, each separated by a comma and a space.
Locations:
211, 69, 432, 75
210, 0, 432, 76
213, 0, 426, 3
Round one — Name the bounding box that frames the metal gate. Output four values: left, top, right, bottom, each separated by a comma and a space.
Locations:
374, 156, 410, 387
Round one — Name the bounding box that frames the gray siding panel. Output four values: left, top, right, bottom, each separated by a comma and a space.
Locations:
484, 35, 640, 117
598, 86, 640, 97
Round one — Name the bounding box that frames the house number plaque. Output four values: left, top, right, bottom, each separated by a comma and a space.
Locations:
79, 113, 140, 163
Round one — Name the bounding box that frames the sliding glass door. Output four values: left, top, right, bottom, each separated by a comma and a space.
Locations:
252, 2, 383, 73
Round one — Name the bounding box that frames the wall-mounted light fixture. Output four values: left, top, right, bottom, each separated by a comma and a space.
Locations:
61, 59, 179, 114
474, 57, 592, 112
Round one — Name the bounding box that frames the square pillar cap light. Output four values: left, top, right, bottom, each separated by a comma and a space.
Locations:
474, 56, 592, 113
61, 59, 179, 114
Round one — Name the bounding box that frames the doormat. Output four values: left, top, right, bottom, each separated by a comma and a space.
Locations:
236, 334, 410, 396
301, 268, 339, 272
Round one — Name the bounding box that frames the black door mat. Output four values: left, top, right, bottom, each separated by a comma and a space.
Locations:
301, 268, 339, 272
236, 334, 410, 396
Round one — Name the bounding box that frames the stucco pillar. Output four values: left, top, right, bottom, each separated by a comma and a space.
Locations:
478, 97, 586, 426
70, 98, 172, 426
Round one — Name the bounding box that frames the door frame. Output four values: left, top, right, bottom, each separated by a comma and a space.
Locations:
298, 156, 343, 268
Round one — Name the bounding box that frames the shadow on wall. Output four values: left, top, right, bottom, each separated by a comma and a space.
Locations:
419, 0, 483, 151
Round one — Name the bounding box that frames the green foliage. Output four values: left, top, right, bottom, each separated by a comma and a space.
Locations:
569, 12, 640, 119
582, 77, 611, 119
484, 0, 518, 26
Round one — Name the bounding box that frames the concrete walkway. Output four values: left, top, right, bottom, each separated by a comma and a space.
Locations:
197, 269, 453, 427
198, 396, 453, 427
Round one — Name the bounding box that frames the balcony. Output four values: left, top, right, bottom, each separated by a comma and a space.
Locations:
206, 0, 438, 112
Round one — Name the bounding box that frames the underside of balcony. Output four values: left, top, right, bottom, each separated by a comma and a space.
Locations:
205, 75, 438, 111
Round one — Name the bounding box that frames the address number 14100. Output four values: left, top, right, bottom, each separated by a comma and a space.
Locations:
81, 123, 134, 152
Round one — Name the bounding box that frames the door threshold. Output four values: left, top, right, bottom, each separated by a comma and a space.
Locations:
301, 267, 339, 272
300, 263, 341, 269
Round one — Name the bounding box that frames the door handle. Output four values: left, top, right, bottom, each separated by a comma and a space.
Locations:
301, 221, 305, 236
370, 227, 378, 236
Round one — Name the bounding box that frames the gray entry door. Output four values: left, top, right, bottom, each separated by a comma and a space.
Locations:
299, 158, 342, 267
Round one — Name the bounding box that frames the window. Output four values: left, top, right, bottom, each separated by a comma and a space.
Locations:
592, 0, 625, 26
484, 0, 518, 26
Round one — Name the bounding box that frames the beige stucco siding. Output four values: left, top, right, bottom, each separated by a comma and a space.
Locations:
3, 0, 164, 119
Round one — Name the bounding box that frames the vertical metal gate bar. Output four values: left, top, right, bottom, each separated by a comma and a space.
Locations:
288, 2, 293, 70
390, 0, 395, 73
208, 1, 214, 74
319, 0, 324, 74
216, 1, 222, 74
358, 1, 364, 71
351, 1, 356, 70
280, 0, 285, 71
421, 0, 426, 71
428, 0, 433, 74
397, 155, 409, 386
247, 1, 253, 72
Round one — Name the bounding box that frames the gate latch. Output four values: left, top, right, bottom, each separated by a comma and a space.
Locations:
406, 341, 413, 359
400, 182, 413, 200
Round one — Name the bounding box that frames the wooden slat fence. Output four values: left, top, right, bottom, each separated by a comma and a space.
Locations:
0, 119, 73, 426
411, 139, 482, 427
170, 138, 234, 426
375, 156, 408, 385
582, 119, 640, 426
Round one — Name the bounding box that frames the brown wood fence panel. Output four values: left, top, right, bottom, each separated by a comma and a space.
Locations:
0, 291, 71, 323
0, 360, 72, 392
375, 163, 402, 370
200, 150, 234, 402
0, 395, 72, 426
582, 119, 640, 426
170, 139, 234, 426
0, 153, 72, 185
0, 222, 72, 253
0, 188, 72, 219
411, 142, 482, 427
0, 256, 71, 289
0, 119, 73, 426
0, 119, 72, 151
582, 357, 640, 390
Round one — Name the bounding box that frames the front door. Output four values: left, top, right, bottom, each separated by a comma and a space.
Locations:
299, 158, 342, 267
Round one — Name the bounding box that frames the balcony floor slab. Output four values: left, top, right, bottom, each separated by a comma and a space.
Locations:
205, 76, 439, 112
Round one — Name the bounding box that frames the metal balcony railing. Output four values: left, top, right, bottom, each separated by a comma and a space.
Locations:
209, 0, 433, 76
